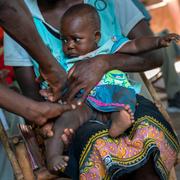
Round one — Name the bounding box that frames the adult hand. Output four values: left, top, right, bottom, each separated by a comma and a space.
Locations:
37, 64, 67, 102
65, 55, 108, 103
39, 122, 54, 138
30, 101, 75, 127
40, 125, 74, 144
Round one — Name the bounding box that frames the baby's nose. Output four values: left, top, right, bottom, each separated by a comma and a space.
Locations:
67, 40, 75, 49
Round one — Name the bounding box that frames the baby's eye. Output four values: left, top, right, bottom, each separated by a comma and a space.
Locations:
63, 39, 68, 43
74, 37, 81, 42
60, 37, 68, 43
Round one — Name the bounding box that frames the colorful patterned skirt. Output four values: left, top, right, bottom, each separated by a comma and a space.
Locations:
87, 70, 136, 113
65, 95, 179, 180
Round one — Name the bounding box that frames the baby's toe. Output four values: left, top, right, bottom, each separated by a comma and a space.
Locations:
124, 105, 130, 110
53, 165, 59, 172
63, 156, 69, 162
127, 109, 132, 114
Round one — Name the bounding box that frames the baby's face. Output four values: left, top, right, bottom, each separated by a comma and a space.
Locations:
61, 16, 98, 58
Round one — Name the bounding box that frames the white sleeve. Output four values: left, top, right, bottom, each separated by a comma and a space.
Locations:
4, 33, 33, 66
114, 0, 145, 37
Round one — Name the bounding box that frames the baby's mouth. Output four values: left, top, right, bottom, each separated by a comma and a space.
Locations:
66, 52, 79, 58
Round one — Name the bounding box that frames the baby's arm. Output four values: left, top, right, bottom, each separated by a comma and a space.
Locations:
118, 33, 180, 54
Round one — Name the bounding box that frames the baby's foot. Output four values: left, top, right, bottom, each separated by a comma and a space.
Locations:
47, 155, 69, 174
109, 105, 134, 138
159, 33, 180, 47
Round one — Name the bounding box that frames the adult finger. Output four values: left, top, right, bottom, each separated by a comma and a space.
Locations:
67, 67, 78, 86
61, 128, 74, 146
67, 84, 85, 102
35, 74, 44, 84
39, 122, 54, 138
74, 88, 91, 105
67, 66, 75, 79
39, 88, 52, 98
64, 128, 74, 138
61, 134, 69, 146
57, 103, 76, 114
41, 89, 57, 102
51, 86, 62, 102
44, 103, 76, 120
63, 81, 80, 100
66, 128, 74, 142
64, 128, 71, 137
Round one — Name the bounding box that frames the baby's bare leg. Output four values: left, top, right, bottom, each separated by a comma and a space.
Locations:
109, 105, 134, 138
45, 104, 92, 174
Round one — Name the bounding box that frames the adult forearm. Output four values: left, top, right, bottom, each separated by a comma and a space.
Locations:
124, 20, 164, 71
101, 50, 163, 73
65, 51, 162, 102
120, 37, 162, 54
14, 67, 44, 102
0, 84, 39, 122
132, 36, 161, 53
0, 0, 65, 74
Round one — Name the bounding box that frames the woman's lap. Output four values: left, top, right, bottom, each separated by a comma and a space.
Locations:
65, 95, 179, 180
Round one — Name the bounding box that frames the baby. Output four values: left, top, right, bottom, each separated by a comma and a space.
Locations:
45, 4, 180, 174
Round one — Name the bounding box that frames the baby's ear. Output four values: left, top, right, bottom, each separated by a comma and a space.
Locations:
95, 31, 101, 43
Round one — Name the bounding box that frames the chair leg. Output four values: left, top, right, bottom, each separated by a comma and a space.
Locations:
140, 73, 179, 180
140, 73, 175, 129
15, 141, 35, 180
0, 120, 24, 180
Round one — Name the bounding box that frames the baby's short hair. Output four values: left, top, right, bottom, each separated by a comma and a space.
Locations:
61, 4, 100, 31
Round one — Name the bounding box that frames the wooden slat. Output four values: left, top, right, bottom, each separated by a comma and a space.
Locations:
140, 73, 178, 180
0, 120, 24, 180
15, 142, 35, 180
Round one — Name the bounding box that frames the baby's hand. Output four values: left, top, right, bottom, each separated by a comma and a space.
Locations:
159, 33, 180, 47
